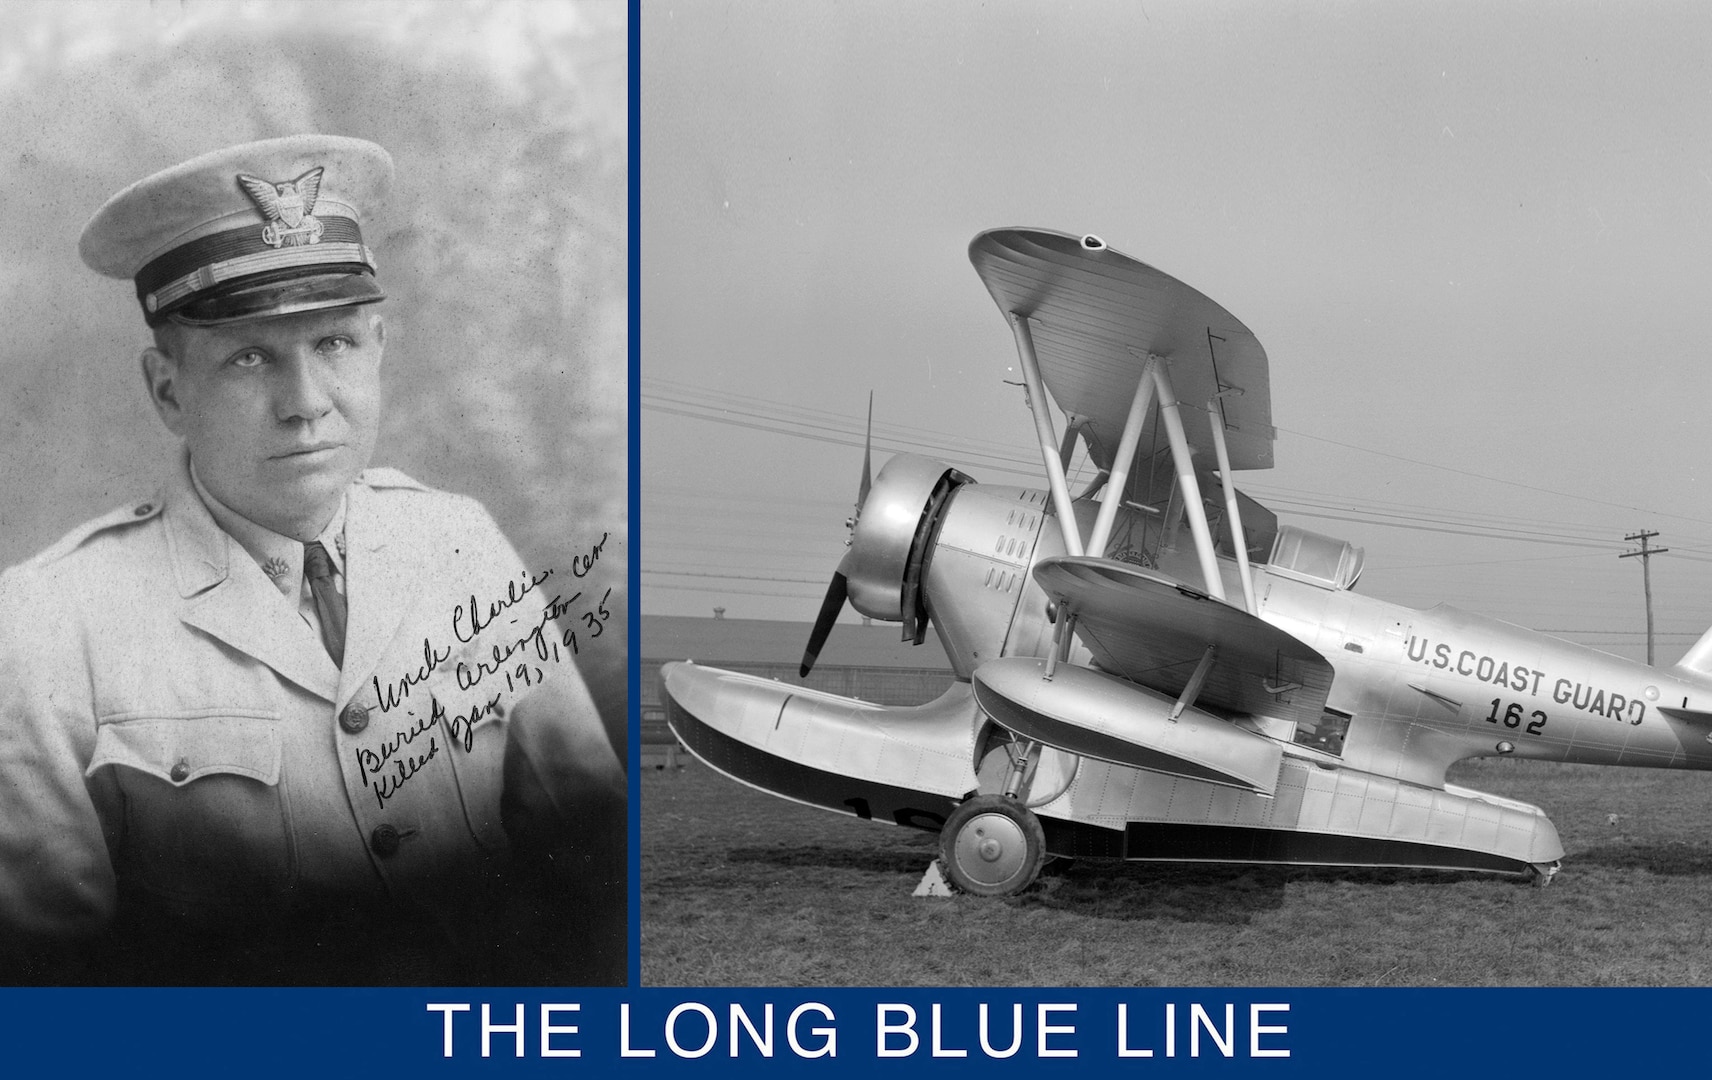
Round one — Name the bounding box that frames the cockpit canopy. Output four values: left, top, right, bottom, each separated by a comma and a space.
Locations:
1266, 524, 1364, 591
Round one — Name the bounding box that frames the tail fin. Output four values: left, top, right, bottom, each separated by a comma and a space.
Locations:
1673, 625, 1712, 680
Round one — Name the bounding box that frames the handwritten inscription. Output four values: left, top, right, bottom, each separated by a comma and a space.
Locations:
372, 634, 454, 713
431, 692, 504, 753
355, 708, 436, 775
356, 532, 618, 809
366, 734, 441, 808
571, 531, 608, 577
454, 567, 555, 644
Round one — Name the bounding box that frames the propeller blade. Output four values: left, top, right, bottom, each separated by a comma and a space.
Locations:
808, 396, 873, 677
858, 391, 874, 508
800, 570, 849, 677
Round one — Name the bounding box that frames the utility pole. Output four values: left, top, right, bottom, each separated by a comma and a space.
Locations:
1619, 530, 1669, 665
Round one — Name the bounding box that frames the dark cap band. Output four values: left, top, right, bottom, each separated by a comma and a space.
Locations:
135, 216, 375, 326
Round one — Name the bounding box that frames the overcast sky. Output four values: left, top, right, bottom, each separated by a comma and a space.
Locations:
642, 1, 1712, 665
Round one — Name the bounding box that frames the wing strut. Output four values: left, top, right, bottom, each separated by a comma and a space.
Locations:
1085, 352, 1160, 558
1209, 387, 1258, 615
1008, 312, 1084, 556
1152, 365, 1226, 602
1043, 602, 1077, 680
1057, 415, 1084, 473
1168, 643, 1218, 722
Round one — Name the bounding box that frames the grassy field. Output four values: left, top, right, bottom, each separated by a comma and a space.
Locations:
641, 756, 1712, 986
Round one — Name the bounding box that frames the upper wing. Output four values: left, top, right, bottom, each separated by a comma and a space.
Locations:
968, 228, 1275, 476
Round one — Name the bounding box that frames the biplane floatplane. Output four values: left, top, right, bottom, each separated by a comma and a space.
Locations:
661, 227, 1712, 896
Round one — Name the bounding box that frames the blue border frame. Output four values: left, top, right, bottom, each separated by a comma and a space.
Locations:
3, 6, 1709, 1077
627, 0, 644, 992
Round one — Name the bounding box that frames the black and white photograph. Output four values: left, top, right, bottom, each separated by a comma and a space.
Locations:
642, 1, 1712, 986
0, 0, 628, 986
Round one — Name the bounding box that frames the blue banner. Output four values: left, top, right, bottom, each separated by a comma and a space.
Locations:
1, 988, 1705, 1076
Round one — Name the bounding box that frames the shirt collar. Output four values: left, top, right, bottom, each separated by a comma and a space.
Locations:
189, 459, 347, 597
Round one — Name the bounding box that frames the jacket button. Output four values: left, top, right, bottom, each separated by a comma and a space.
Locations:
339, 702, 369, 734
170, 759, 190, 782
370, 824, 401, 858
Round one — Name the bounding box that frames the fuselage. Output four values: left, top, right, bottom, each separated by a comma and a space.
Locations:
918, 477, 1712, 790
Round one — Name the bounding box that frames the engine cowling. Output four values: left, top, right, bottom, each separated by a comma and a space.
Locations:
844, 454, 968, 630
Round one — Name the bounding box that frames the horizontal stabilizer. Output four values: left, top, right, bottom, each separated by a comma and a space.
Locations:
1658, 706, 1712, 726
1033, 555, 1334, 727
973, 656, 1283, 795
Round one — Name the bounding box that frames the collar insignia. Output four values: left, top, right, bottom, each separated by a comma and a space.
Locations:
261, 555, 291, 581
237, 167, 326, 248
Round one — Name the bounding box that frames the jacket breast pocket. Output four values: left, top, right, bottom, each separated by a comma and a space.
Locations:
88, 709, 293, 905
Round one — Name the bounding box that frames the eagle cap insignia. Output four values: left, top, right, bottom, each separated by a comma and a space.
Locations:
237, 167, 326, 248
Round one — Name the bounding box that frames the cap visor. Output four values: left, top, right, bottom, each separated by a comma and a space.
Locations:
169, 272, 385, 327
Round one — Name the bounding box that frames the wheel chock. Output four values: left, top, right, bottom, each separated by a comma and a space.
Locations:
913, 858, 956, 898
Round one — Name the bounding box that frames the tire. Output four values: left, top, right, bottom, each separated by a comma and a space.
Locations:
939, 794, 1046, 897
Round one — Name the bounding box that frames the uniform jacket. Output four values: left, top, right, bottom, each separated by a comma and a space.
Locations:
0, 457, 621, 982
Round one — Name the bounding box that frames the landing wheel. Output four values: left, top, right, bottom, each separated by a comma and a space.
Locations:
939, 794, 1046, 897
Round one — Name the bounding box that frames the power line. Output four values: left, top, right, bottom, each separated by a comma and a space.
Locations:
647, 379, 1712, 551
645, 568, 829, 586
643, 581, 824, 600
642, 378, 1712, 615
647, 374, 1712, 534
1276, 425, 1712, 530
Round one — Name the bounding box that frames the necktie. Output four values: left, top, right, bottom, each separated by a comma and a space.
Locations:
303, 540, 347, 666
